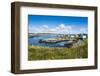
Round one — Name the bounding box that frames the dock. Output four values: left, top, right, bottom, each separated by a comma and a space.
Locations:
39, 37, 77, 43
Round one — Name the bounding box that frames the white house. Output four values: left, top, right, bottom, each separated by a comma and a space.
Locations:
70, 34, 75, 38
80, 34, 87, 40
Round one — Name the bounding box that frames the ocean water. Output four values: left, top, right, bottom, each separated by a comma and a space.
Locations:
28, 35, 69, 47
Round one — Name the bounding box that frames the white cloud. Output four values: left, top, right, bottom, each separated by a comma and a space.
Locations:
56, 24, 72, 31
66, 26, 72, 30
29, 26, 44, 33
42, 25, 48, 29
55, 24, 72, 34
46, 24, 72, 33
58, 24, 66, 30
80, 27, 88, 33
47, 29, 57, 33
29, 24, 73, 34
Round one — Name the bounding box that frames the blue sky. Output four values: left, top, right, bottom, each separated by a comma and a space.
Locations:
28, 15, 88, 34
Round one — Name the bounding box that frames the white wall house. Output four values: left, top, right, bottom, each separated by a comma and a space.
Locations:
80, 34, 87, 40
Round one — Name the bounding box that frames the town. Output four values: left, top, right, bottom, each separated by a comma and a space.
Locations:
29, 33, 88, 47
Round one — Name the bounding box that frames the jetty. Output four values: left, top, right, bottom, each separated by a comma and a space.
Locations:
39, 37, 77, 44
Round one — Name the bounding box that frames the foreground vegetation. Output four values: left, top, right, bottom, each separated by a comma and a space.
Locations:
28, 40, 88, 60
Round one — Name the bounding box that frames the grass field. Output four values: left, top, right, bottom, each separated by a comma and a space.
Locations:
28, 40, 88, 60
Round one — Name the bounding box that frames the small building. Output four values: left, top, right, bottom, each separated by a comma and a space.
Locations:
70, 34, 75, 38
79, 34, 88, 40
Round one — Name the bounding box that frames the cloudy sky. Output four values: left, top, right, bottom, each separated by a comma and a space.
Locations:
28, 15, 88, 34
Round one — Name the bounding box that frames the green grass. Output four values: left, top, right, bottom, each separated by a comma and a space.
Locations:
28, 40, 88, 60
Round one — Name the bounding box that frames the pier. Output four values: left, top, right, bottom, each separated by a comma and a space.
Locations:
39, 37, 77, 44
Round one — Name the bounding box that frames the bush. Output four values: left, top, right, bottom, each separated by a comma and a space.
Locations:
28, 40, 88, 60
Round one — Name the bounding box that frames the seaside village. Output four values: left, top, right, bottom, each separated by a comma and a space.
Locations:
29, 33, 88, 47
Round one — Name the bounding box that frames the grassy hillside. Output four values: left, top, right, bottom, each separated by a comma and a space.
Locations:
28, 40, 88, 60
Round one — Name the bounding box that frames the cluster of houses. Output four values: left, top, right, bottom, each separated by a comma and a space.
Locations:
67, 34, 88, 40
29, 33, 88, 40
57, 33, 87, 40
